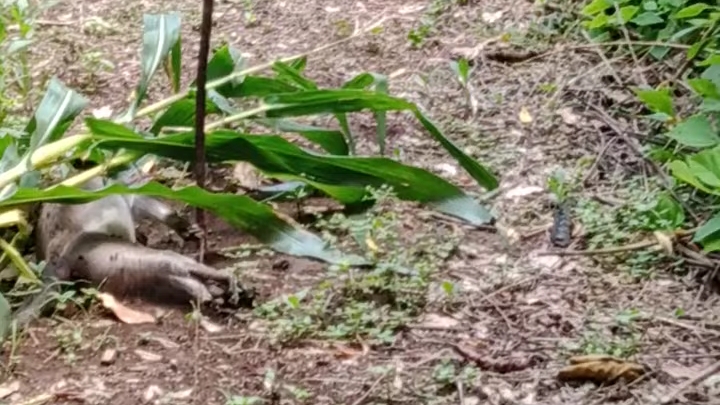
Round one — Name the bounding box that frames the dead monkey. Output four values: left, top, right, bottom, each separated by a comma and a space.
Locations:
14, 170, 254, 327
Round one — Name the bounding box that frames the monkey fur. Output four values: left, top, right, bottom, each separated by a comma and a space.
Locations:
14, 175, 253, 327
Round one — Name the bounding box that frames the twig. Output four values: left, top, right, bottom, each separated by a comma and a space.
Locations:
350, 374, 386, 405
662, 359, 720, 404
582, 102, 701, 223
516, 39, 702, 66
582, 133, 618, 185
193, 0, 214, 263
614, 2, 647, 87
538, 240, 658, 257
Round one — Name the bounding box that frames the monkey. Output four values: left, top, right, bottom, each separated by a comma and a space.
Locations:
13, 171, 254, 327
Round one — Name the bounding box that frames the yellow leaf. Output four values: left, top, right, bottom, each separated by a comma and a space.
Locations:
519, 107, 533, 124
365, 237, 378, 252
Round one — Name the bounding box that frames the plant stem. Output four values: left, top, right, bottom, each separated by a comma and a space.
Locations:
194, 0, 214, 263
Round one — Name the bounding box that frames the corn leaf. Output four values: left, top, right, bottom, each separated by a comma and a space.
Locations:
85, 121, 494, 224
23, 77, 88, 154
2, 182, 367, 265
124, 13, 182, 119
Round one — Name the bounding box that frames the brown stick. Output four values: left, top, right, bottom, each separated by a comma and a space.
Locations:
194, 0, 214, 263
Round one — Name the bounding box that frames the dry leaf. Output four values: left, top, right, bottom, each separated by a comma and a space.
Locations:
0, 380, 20, 399
434, 163, 458, 177
333, 342, 370, 363
143, 385, 164, 402
100, 349, 117, 366
98, 293, 156, 324
365, 237, 378, 252
232, 162, 262, 189
557, 107, 580, 126
519, 107, 533, 124
167, 388, 193, 399
91, 106, 113, 119
200, 318, 223, 333
653, 231, 674, 255
135, 349, 163, 362
558, 355, 645, 384
416, 313, 461, 329
505, 185, 543, 199
481, 11, 504, 23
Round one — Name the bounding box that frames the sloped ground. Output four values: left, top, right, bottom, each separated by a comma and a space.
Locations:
2, 0, 720, 404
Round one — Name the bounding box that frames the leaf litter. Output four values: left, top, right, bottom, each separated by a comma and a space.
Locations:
8, 0, 720, 403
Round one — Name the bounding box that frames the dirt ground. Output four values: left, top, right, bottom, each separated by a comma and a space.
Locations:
2, 0, 720, 404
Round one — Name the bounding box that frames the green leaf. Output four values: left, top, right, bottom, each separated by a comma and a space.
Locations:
688, 148, 720, 187
3, 182, 367, 265
262, 89, 415, 116
150, 99, 196, 135
87, 129, 496, 225
585, 13, 611, 29
694, 213, 720, 252
618, 6, 640, 23
343, 73, 376, 89
673, 4, 710, 19
582, 0, 612, 16
687, 78, 720, 99
289, 56, 307, 72
272, 61, 318, 90
700, 98, 720, 112
687, 40, 704, 60
206, 45, 299, 98
259, 90, 499, 190
125, 13, 182, 118
632, 11, 664, 25
698, 54, 720, 66
669, 159, 717, 195
372, 74, 389, 156
634, 87, 674, 117
253, 118, 349, 155
85, 118, 147, 140
166, 34, 182, 93
643, 1, 658, 11
665, 114, 719, 148
413, 110, 499, 191
702, 64, 720, 90
450, 58, 470, 85
24, 77, 88, 154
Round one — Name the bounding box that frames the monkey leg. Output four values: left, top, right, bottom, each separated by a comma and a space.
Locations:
63, 234, 237, 306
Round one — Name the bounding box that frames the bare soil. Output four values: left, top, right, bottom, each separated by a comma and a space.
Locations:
2, 0, 720, 404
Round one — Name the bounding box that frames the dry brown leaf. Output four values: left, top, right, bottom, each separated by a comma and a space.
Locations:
200, 318, 223, 333
519, 107, 533, 124
97, 293, 156, 324
232, 162, 262, 189
558, 355, 645, 384
333, 342, 369, 362
557, 107, 580, 126
416, 313, 461, 329
135, 349, 163, 362
0, 380, 20, 399
653, 231, 674, 255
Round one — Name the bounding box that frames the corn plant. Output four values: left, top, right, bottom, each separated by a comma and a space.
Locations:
0, 13, 500, 339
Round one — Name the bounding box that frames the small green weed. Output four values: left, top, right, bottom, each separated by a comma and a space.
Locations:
52, 323, 84, 364
567, 309, 642, 358
575, 177, 683, 277
254, 187, 460, 345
